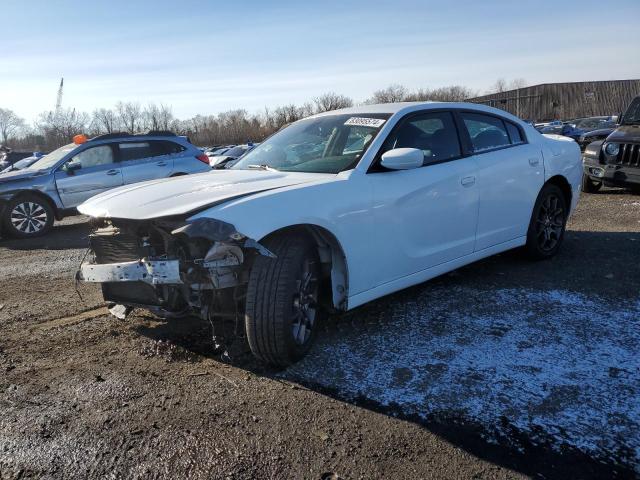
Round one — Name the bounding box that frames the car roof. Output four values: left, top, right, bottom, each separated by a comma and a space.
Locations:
89, 132, 190, 144
310, 101, 526, 123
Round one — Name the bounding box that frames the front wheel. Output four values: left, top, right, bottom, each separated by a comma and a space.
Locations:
245, 235, 321, 367
525, 184, 568, 260
2, 194, 54, 238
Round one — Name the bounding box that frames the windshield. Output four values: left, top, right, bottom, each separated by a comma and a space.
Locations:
232, 113, 391, 173
27, 143, 76, 170
622, 98, 640, 125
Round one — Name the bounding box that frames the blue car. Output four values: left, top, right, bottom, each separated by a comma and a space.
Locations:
0, 132, 211, 238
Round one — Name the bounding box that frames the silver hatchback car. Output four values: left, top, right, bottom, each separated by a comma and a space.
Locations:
0, 132, 211, 238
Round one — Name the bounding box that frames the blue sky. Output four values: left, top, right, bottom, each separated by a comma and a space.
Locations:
1, 0, 639, 122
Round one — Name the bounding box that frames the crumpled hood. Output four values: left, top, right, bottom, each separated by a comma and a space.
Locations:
608, 125, 640, 143
78, 169, 334, 220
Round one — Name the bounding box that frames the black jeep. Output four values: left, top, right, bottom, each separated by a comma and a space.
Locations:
582, 96, 640, 193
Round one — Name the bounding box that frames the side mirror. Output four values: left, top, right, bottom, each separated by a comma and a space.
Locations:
380, 148, 424, 170
62, 161, 81, 174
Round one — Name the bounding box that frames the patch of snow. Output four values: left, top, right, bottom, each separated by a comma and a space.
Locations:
283, 286, 640, 470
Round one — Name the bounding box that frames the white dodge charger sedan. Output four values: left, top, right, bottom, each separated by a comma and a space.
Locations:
78, 102, 581, 366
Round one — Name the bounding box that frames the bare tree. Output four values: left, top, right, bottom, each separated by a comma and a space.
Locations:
405, 85, 478, 102
490, 78, 508, 94
313, 92, 353, 113
509, 78, 528, 90
0, 108, 26, 145
367, 84, 408, 104
91, 108, 119, 134
36, 108, 90, 150
116, 101, 143, 133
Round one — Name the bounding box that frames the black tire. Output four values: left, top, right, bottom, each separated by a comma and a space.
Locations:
525, 184, 568, 260
581, 173, 602, 193
2, 194, 54, 238
245, 235, 322, 367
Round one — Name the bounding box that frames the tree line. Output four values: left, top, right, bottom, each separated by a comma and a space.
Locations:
1, 78, 525, 152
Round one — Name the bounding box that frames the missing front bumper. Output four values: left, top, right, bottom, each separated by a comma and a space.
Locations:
79, 259, 182, 285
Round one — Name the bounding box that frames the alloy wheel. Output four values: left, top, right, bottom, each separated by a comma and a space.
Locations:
291, 258, 318, 346
10, 201, 48, 234
535, 194, 564, 252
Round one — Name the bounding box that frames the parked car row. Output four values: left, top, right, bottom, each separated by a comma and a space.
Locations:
205, 143, 259, 169
535, 116, 618, 148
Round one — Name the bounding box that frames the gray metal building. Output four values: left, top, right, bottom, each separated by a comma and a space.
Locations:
467, 79, 640, 122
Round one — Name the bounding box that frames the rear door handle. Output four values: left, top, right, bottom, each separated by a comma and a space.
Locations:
461, 175, 476, 187
529, 157, 540, 166
156, 161, 168, 166
106, 169, 119, 176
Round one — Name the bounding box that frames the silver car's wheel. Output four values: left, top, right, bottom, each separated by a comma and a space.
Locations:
2, 195, 54, 238
11, 202, 48, 234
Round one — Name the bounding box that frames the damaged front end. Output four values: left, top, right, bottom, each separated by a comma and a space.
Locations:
78, 216, 275, 347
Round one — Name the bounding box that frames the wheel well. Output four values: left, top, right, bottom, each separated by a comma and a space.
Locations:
546, 175, 572, 208
260, 224, 349, 311
10, 190, 60, 220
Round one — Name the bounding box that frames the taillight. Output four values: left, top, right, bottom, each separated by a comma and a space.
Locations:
196, 154, 210, 164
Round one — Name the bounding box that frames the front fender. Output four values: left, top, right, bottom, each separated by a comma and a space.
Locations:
187, 172, 376, 297
583, 140, 604, 163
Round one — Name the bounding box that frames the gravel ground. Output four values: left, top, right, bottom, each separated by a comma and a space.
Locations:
0, 188, 639, 479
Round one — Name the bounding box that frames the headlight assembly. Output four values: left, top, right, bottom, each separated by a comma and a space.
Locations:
604, 143, 620, 156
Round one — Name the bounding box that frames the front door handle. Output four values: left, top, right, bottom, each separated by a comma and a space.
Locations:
529, 157, 540, 166
461, 175, 476, 187
106, 169, 119, 176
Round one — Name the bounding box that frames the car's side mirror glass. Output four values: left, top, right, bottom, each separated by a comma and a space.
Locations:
380, 148, 424, 170
63, 161, 81, 174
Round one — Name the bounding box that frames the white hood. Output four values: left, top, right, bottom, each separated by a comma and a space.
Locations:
78, 169, 333, 220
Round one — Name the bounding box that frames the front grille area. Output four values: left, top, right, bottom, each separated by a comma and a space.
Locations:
90, 229, 144, 264
611, 143, 640, 167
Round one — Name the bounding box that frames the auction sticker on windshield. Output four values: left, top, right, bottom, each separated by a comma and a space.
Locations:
344, 117, 386, 128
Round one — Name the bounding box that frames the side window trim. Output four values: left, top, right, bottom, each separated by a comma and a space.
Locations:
367, 109, 466, 173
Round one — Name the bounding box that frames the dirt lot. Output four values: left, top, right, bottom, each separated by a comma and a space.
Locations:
1, 189, 639, 479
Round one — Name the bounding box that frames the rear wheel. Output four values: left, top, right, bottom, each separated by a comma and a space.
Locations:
2, 194, 54, 238
245, 235, 321, 367
525, 184, 567, 260
581, 173, 602, 193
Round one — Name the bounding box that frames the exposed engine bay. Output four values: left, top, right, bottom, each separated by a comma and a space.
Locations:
78, 216, 277, 352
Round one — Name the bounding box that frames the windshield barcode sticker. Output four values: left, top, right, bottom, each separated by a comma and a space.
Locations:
344, 117, 386, 128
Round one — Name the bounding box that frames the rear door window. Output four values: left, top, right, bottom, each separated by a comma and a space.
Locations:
461, 113, 511, 152
118, 142, 153, 162
505, 122, 525, 145
118, 141, 184, 162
